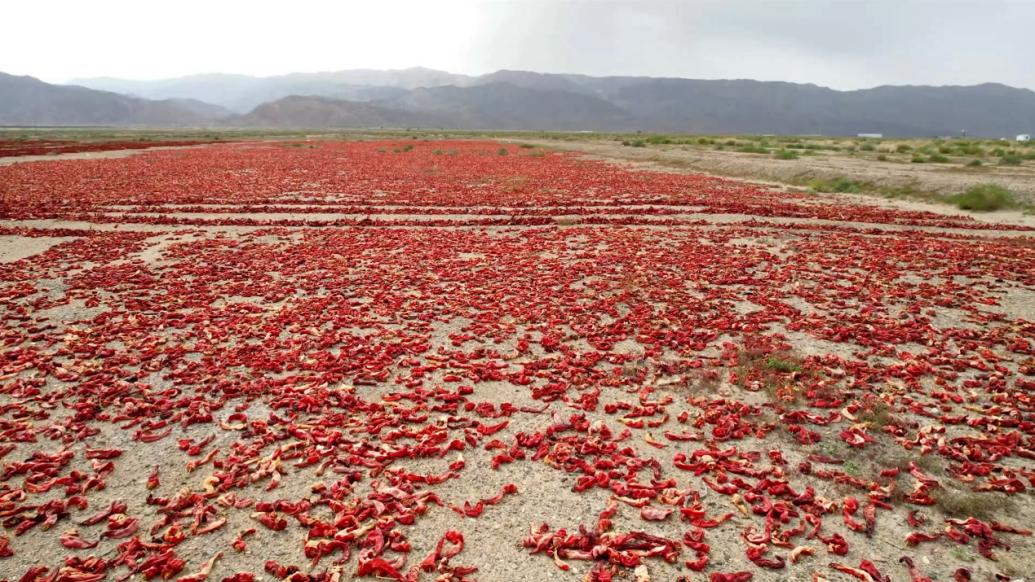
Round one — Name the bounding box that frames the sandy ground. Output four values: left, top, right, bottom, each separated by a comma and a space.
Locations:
0, 144, 213, 166
516, 139, 1035, 205
1, 141, 1034, 582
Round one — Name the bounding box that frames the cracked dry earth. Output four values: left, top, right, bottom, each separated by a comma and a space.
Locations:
0, 140, 1034, 582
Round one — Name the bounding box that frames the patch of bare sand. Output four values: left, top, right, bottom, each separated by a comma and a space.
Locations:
0, 235, 76, 262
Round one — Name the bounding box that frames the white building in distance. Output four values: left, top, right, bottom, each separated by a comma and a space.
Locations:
1018, 134, 1031, 142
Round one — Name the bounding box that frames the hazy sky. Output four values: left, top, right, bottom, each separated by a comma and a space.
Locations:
3, 0, 1033, 90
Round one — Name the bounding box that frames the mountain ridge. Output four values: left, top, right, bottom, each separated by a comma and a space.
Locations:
4, 69, 1033, 136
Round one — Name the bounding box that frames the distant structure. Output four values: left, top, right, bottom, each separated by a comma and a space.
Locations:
857, 133, 883, 139
1018, 134, 1031, 142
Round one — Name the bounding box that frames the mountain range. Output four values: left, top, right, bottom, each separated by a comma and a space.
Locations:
2, 67, 1033, 137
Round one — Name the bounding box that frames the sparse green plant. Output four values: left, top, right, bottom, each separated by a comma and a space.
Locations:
764, 356, 802, 373
896, 144, 913, 153
946, 184, 1017, 211
966, 159, 983, 167
911, 155, 927, 163
498, 147, 509, 156
737, 145, 768, 154
932, 489, 1012, 519
773, 149, 799, 160
877, 154, 888, 161
808, 177, 863, 194
999, 154, 1022, 166
928, 153, 950, 163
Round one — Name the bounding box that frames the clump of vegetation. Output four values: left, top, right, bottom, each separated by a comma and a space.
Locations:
764, 356, 802, 373
498, 147, 509, 156
737, 145, 769, 154
896, 144, 913, 153
999, 154, 1022, 166
773, 149, 799, 160
966, 159, 983, 167
945, 184, 1018, 211
933, 489, 1012, 519
859, 143, 876, 151
622, 139, 646, 148
856, 399, 895, 429
807, 177, 863, 194
911, 155, 927, 163
646, 135, 673, 145
927, 153, 950, 163
519, 143, 535, 149
877, 154, 888, 161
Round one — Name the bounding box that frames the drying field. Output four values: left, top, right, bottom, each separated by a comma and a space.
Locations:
1, 140, 1034, 582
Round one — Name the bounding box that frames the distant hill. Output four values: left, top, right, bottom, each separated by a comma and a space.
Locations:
380, 82, 637, 130
16, 68, 1035, 136
0, 72, 228, 126
230, 95, 457, 128
73, 67, 467, 112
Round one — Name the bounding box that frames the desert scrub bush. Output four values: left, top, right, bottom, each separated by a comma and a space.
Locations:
764, 356, 802, 373
808, 177, 862, 193
966, 159, 983, 167
622, 139, 646, 148
927, 153, 950, 163
773, 149, 799, 160
859, 143, 876, 151
911, 155, 927, 163
737, 145, 769, 154
932, 489, 1012, 519
498, 147, 509, 156
896, 144, 913, 153
519, 143, 534, 148
945, 184, 1017, 211
999, 154, 1022, 166
646, 135, 672, 145
877, 154, 888, 161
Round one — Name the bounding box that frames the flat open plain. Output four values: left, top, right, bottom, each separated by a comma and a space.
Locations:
1, 139, 1033, 582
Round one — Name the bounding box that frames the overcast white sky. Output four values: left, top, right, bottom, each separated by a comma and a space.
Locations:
2, 0, 1033, 90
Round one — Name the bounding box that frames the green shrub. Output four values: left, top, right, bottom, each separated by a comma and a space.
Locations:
498, 147, 509, 156
928, 154, 950, 163
966, 159, 983, 167
622, 139, 646, 148
911, 155, 927, 163
877, 154, 888, 161
1000, 154, 1022, 166
859, 143, 876, 151
737, 145, 768, 154
945, 184, 1017, 211
808, 177, 862, 193
896, 144, 913, 153
773, 149, 799, 160
646, 135, 672, 145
